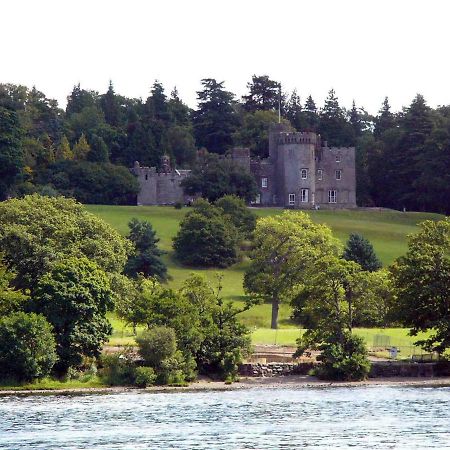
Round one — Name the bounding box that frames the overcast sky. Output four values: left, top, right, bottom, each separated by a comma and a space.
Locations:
2, 0, 449, 114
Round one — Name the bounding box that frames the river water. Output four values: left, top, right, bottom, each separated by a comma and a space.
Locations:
0, 385, 449, 449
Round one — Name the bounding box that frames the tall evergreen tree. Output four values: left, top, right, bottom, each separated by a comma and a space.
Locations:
302, 95, 319, 132
319, 89, 353, 146
374, 97, 396, 138
242, 75, 281, 112
0, 107, 23, 199
193, 79, 238, 154
285, 90, 303, 130
100, 81, 120, 127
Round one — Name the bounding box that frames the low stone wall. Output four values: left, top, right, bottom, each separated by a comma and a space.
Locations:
239, 361, 450, 378
239, 362, 315, 377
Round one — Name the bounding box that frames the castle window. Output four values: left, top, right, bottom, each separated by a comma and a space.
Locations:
301, 189, 309, 203
145, 174, 148, 181
335, 170, 342, 180
336, 153, 341, 163
328, 190, 337, 203
272, 194, 277, 204
288, 193, 296, 206
301, 168, 308, 179
261, 177, 268, 188
317, 169, 323, 181
255, 194, 261, 204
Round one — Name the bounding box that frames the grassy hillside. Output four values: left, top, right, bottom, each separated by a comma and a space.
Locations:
86, 205, 443, 329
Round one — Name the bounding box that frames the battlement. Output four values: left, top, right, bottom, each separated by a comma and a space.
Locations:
277, 132, 320, 146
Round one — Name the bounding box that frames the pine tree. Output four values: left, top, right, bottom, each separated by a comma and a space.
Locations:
100, 81, 120, 127
343, 233, 382, 272
73, 133, 91, 160
193, 79, 238, 154
374, 97, 396, 138
242, 75, 281, 112
303, 95, 319, 131
125, 218, 167, 280
87, 135, 109, 162
285, 90, 303, 130
55, 135, 73, 160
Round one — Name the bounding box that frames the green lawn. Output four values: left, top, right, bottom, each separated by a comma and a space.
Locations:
87, 205, 443, 330
95, 204, 439, 353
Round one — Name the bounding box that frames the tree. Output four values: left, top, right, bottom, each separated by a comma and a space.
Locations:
193, 79, 238, 154
242, 75, 281, 112
302, 95, 319, 132
374, 97, 396, 138
125, 218, 167, 280
343, 233, 382, 271
390, 218, 450, 354
87, 135, 109, 162
55, 135, 74, 160
233, 110, 290, 158
100, 81, 120, 127
38, 160, 139, 204
0, 194, 131, 290
319, 89, 353, 146
293, 257, 372, 381
73, 133, 91, 160
215, 195, 256, 239
173, 206, 238, 267
0, 106, 23, 199
0, 256, 28, 316
285, 90, 303, 131
244, 211, 342, 329
32, 257, 114, 372
0, 312, 57, 381
181, 152, 258, 202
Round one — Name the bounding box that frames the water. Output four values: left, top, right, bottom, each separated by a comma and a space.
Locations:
0, 386, 449, 449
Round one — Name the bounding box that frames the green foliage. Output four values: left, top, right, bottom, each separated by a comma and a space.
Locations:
193, 78, 238, 154
244, 211, 342, 328
173, 206, 238, 268
125, 218, 167, 280
181, 152, 258, 203
313, 332, 371, 381
136, 326, 177, 368
215, 195, 256, 239
0, 256, 28, 316
100, 347, 136, 386
0, 106, 23, 199
32, 257, 114, 372
343, 233, 382, 271
242, 75, 281, 113
0, 194, 131, 290
391, 217, 450, 353
134, 366, 156, 387
0, 312, 57, 381
39, 160, 139, 205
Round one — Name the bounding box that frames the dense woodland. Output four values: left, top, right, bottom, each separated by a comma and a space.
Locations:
1, 75, 450, 213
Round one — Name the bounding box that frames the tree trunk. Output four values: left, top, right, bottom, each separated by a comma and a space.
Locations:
271, 297, 279, 329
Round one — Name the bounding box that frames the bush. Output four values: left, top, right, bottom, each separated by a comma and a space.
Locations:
173, 209, 238, 267
136, 326, 177, 368
0, 312, 57, 381
215, 195, 256, 239
315, 332, 371, 381
100, 348, 136, 386
134, 366, 156, 387
174, 202, 183, 210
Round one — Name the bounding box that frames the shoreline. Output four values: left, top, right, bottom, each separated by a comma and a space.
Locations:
2, 375, 450, 396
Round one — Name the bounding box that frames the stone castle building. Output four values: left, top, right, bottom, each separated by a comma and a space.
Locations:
132, 124, 356, 209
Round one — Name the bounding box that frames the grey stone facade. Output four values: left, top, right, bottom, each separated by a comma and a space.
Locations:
244, 123, 357, 209
131, 124, 357, 209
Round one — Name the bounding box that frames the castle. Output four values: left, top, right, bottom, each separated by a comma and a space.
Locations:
131, 124, 356, 209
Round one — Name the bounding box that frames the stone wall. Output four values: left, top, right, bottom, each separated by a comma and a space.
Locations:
238, 361, 450, 378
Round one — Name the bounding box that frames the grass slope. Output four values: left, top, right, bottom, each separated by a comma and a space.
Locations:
86, 205, 442, 344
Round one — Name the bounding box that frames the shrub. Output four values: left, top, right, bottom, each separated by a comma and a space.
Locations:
315, 332, 371, 381
136, 326, 177, 368
173, 209, 238, 267
215, 195, 256, 239
0, 312, 57, 381
174, 202, 183, 210
134, 366, 156, 387
100, 348, 136, 386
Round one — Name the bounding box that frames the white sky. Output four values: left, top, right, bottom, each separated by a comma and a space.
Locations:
2, 0, 449, 114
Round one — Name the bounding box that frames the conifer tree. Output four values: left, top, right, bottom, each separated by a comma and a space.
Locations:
73, 133, 91, 160
55, 135, 74, 160
343, 233, 382, 272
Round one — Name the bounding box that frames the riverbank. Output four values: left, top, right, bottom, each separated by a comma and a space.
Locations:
2, 375, 450, 396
